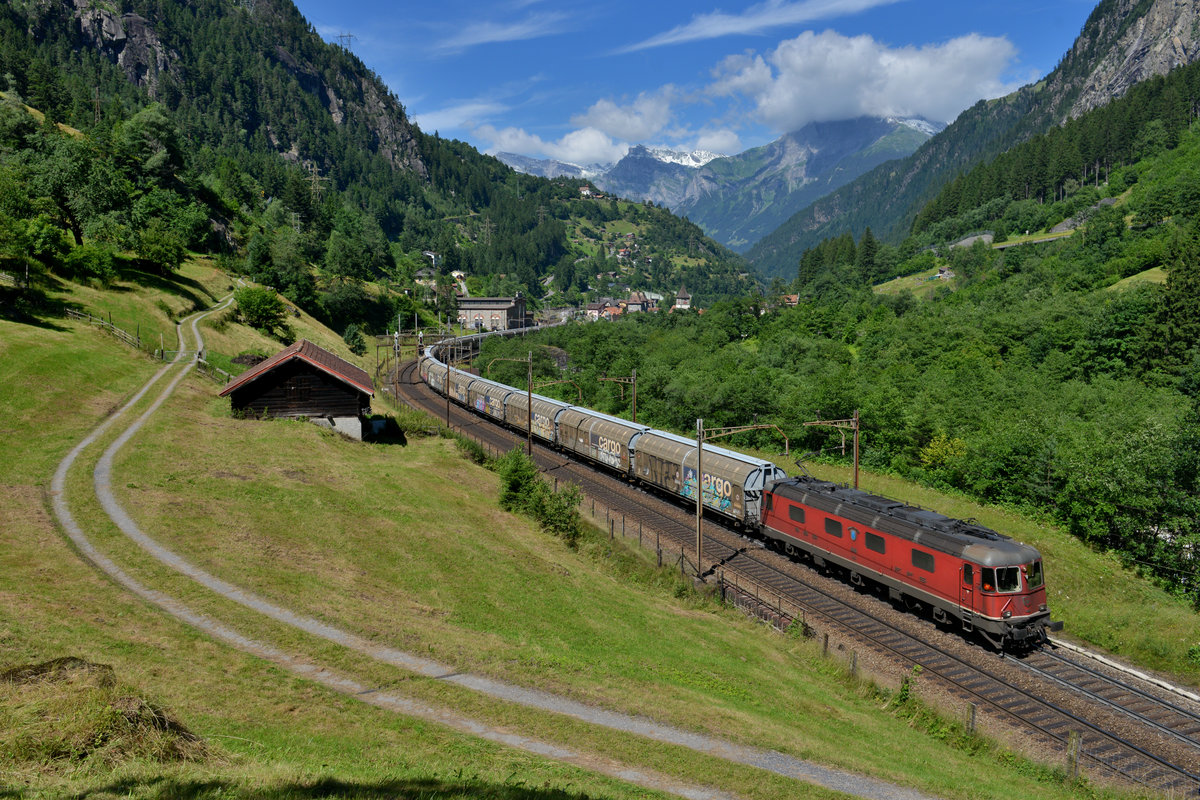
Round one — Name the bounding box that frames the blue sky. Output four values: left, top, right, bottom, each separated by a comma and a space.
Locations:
293, 0, 1098, 165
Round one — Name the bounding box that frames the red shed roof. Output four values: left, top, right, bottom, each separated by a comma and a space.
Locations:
218, 339, 374, 398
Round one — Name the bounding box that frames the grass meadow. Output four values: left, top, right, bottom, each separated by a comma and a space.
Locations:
1, 261, 1184, 799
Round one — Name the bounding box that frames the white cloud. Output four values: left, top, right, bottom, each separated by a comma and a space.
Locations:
414, 101, 509, 134
435, 12, 570, 53
620, 0, 903, 52
570, 89, 676, 142
708, 30, 1020, 131
690, 128, 742, 154
476, 124, 630, 166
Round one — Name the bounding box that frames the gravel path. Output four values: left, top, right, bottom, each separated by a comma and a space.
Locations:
50, 298, 943, 800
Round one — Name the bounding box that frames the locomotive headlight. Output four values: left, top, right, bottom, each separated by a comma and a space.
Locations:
1039, 604, 1047, 612
1003, 610, 1012, 619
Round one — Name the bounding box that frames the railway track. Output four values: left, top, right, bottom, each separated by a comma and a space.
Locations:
393, 357, 1200, 796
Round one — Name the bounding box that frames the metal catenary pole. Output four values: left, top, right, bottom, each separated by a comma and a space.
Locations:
526, 351, 532, 456
695, 417, 703, 577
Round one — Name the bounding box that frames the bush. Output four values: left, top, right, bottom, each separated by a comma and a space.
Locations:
342, 323, 367, 356
63, 243, 117, 285
492, 447, 582, 547
137, 219, 186, 273
234, 286, 286, 334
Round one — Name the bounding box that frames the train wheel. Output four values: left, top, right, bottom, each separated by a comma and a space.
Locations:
902, 595, 922, 613
784, 543, 796, 557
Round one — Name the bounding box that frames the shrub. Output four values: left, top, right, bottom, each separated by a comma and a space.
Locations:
234, 286, 286, 334
137, 219, 186, 273
342, 323, 367, 356
63, 243, 117, 285
492, 447, 583, 547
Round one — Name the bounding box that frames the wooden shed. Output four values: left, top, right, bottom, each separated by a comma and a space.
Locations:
219, 339, 374, 439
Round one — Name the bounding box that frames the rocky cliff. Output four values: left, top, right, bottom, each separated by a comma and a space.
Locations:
60, 0, 426, 180
1067, 0, 1200, 118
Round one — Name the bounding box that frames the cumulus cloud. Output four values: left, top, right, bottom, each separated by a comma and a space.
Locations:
709, 30, 1020, 131
476, 124, 630, 166
690, 128, 743, 154
570, 90, 676, 142
620, 0, 903, 52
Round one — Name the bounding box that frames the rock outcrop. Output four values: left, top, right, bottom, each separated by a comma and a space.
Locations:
61, 0, 427, 180
1068, 0, 1200, 118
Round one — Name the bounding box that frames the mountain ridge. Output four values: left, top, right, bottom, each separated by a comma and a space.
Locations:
498, 116, 939, 252
747, 0, 1200, 278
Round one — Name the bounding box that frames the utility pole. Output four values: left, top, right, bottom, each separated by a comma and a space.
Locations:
526, 352, 532, 456
487, 353, 534, 456
696, 418, 704, 577
308, 163, 327, 203
803, 410, 860, 488
598, 368, 637, 421
693, 420, 790, 578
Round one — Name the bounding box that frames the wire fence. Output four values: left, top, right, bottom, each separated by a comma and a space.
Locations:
452, 426, 806, 636
196, 359, 232, 385
67, 309, 143, 351
67, 308, 230, 385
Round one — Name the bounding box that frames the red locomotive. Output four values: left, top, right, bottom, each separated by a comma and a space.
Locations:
761, 476, 1061, 649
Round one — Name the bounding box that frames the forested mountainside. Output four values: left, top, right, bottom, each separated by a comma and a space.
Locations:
495, 107, 1200, 603
0, 0, 750, 339
747, 0, 1200, 279
789, 52, 1200, 294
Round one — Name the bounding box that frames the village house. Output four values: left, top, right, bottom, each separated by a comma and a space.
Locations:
626, 291, 649, 313
219, 339, 374, 440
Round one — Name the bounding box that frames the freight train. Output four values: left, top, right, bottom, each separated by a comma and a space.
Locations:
420, 339, 1060, 650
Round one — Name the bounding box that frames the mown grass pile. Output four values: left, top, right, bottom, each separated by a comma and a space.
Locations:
1, 657, 207, 772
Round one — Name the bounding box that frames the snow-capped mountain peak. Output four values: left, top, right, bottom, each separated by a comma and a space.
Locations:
646, 147, 724, 168
890, 117, 945, 137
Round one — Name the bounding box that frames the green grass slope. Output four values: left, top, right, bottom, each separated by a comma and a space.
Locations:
0, 263, 1160, 799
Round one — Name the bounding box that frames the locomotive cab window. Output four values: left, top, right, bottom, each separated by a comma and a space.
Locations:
1024, 560, 1044, 590
788, 505, 805, 524
963, 563, 974, 586
911, 549, 934, 573
865, 532, 885, 554
824, 518, 842, 537
982, 566, 1021, 593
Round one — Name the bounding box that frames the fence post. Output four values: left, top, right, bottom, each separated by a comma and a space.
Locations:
609, 519, 613, 540
822, 632, 829, 657
967, 703, 977, 735
1067, 731, 1080, 781
621, 514, 625, 536
850, 651, 858, 675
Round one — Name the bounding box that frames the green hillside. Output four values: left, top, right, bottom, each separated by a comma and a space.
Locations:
514, 110, 1200, 633
746, 0, 1181, 278
3, 252, 1139, 799
0, 0, 750, 341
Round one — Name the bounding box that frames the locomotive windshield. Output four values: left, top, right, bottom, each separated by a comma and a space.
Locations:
982, 566, 1021, 593
1025, 560, 1044, 589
